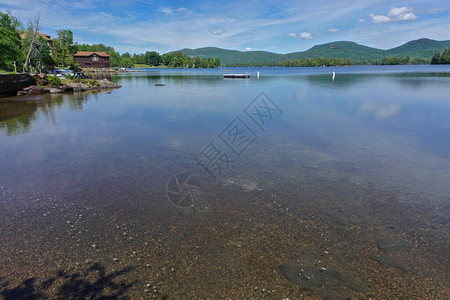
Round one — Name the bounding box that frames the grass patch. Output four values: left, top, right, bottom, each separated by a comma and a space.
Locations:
133, 64, 150, 68
134, 64, 170, 68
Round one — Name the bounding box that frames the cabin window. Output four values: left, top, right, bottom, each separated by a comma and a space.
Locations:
92, 56, 99, 61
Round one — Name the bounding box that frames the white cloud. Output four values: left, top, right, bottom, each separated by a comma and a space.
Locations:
398, 12, 417, 21
212, 30, 226, 35
357, 18, 365, 23
288, 32, 312, 40
369, 14, 391, 23
159, 7, 173, 14
158, 7, 189, 16
299, 32, 312, 40
245, 47, 252, 50
328, 28, 339, 33
370, 7, 417, 23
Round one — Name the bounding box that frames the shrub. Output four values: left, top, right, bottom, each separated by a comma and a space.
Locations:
88, 79, 99, 86
47, 75, 62, 86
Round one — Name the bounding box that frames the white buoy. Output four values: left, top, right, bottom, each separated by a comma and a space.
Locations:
257, 71, 260, 78
332, 71, 335, 81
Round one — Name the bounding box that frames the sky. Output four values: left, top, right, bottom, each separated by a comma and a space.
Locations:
1, 0, 449, 54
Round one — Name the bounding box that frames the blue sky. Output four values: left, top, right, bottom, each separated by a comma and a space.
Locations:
1, 0, 449, 54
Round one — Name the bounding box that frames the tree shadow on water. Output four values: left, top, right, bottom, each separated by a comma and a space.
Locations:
0, 263, 136, 299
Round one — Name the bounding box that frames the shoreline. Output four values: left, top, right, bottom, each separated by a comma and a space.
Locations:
0, 73, 121, 98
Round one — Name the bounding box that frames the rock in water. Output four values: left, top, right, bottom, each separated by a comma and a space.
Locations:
18, 85, 44, 96
99, 79, 121, 88
49, 88, 63, 94
65, 82, 90, 91
376, 238, 412, 251
370, 256, 410, 272
279, 261, 368, 293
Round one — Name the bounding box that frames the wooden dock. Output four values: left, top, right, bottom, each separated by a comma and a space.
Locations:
223, 74, 250, 79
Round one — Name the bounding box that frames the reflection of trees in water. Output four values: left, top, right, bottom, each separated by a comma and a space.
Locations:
0, 100, 39, 135
66, 92, 93, 110
85, 71, 112, 81
0, 92, 97, 135
0, 263, 136, 299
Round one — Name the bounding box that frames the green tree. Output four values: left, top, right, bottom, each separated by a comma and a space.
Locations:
0, 10, 24, 71
109, 50, 122, 67
442, 48, 450, 64
214, 57, 220, 67
133, 53, 145, 64
161, 53, 173, 66
121, 52, 134, 67
144, 51, 161, 66
121, 57, 134, 67
75, 43, 114, 54
193, 56, 201, 68
431, 49, 450, 64
22, 34, 54, 71
52, 29, 76, 67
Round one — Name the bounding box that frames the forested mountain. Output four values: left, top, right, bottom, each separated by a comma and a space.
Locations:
179, 39, 450, 66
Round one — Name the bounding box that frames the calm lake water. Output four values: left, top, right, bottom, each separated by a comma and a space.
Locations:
0, 65, 449, 298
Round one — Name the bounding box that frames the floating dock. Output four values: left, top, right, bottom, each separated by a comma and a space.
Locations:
223, 74, 250, 79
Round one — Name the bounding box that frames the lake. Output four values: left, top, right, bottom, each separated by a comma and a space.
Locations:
0, 65, 449, 298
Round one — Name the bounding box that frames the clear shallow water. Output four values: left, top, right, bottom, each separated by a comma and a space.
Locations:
0, 66, 449, 298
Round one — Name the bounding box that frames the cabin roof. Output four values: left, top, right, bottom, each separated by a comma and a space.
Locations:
19, 32, 52, 41
74, 51, 110, 57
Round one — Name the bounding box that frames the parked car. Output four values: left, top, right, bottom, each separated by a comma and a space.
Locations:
74, 72, 88, 79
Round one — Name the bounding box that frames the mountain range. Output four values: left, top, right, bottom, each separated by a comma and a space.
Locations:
179, 38, 450, 65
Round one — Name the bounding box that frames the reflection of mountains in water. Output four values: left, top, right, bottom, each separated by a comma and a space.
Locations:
303, 72, 450, 88
0, 92, 97, 136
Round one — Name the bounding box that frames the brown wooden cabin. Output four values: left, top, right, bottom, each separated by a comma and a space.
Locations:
73, 52, 111, 68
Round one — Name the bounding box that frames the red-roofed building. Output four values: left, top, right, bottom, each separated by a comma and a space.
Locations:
20, 32, 53, 53
74, 51, 110, 68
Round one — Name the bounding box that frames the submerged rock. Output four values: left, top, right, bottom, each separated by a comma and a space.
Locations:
330, 209, 352, 226
370, 256, 410, 272
376, 237, 412, 251
279, 261, 368, 294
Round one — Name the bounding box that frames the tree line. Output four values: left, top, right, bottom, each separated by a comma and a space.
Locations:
276, 57, 352, 67
224, 56, 432, 67
431, 49, 450, 64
